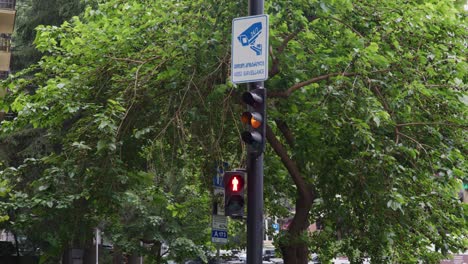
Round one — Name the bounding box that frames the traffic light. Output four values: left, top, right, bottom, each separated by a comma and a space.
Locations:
241, 87, 266, 154
224, 170, 246, 217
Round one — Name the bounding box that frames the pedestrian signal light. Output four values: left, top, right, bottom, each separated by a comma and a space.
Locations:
227, 175, 244, 192
232, 177, 239, 191
224, 171, 246, 217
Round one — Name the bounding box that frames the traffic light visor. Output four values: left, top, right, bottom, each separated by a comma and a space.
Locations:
242, 91, 263, 107
223, 170, 246, 218
241, 131, 262, 145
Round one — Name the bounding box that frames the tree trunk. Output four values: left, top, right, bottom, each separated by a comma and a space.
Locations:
128, 255, 142, 264
280, 193, 313, 264
83, 245, 97, 264
152, 241, 163, 264
62, 248, 84, 264
113, 249, 125, 264
13, 231, 20, 257
266, 124, 315, 264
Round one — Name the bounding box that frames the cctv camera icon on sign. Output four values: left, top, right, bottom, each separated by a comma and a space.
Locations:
237, 22, 263, 56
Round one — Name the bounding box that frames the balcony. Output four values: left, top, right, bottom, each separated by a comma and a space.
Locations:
0, 33, 11, 51
0, 0, 15, 9
0, 34, 11, 71
0, 0, 16, 34
0, 0, 14, 104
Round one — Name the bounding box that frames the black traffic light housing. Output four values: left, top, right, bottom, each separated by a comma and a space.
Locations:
224, 170, 246, 217
241, 87, 266, 155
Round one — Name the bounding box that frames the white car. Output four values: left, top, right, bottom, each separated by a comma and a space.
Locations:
309, 254, 369, 264
332, 256, 370, 264
270, 258, 284, 264
235, 253, 276, 264
238, 252, 247, 262
332, 257, 350, 264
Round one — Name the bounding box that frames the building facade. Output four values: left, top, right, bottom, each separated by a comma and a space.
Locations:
0, 0, 15, 121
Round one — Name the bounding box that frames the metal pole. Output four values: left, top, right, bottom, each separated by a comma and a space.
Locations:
246, 142, 264, 264
249, 0, 264, 15
247, 0, 264, 264
95, 228, 99, 264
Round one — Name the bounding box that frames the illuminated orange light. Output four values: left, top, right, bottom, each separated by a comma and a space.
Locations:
251, 117, 261, 128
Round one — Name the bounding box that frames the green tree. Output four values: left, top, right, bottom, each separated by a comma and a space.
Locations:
0, 0, 466, 263
2, 0, 241, 261
265, 1, 467, 263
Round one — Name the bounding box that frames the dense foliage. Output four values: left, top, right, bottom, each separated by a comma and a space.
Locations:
264, 0, 467, 263
2, 0, 242, 260
0, 0, 466, 263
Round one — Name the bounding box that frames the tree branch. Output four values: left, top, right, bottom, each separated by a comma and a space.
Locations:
269, 30, 302, 78
275, 119, 295, 147
270, 69, 390, 99
396, 122, 467, 128
269, 16, 319, 78
397, 131, 430, 155
266, 124, 313, 201
270, 72, 359, 98
326, 16, 364, 38
425, 84, 464, 90
370, 85, 392, 114
104, 55, 161, 64
369, 83, 400, 143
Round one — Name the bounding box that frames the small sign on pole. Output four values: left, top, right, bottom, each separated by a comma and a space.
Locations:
212, 215, 228, 230
211, 229, 228, 244
211, 215, 228, 244
231, 15, 269, 84
212, 163, 228, 244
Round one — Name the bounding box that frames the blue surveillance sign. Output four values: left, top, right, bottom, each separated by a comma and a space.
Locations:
231, 15, 269, 83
